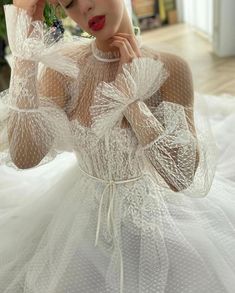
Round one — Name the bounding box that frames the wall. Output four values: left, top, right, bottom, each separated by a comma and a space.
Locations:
176, 0, 213, 39
213, 0, 235, 56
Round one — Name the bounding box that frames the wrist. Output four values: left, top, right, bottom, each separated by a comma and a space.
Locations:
123, 99, 140, 116
9, 56, 39, 109
12, 56, 38, 76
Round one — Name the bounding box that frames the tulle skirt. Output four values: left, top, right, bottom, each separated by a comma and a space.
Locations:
0, 93, 235, 293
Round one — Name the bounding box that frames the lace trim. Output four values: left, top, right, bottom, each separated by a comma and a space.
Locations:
91, 39, 120, 61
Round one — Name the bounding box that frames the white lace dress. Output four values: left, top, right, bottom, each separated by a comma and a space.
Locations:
0, 5, 235, 293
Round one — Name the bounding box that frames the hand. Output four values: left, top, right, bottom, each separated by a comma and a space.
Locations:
13, 0, 46, 20
110, 33, 142, 75
13, 0, 48, 21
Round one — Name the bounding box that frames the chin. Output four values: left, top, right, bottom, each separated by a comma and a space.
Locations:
106, 27, 120, 39
88, 21, 119, 41
95, 31, 116, 42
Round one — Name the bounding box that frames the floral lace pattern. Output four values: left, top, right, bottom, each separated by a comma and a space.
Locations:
0, 5, 232, 293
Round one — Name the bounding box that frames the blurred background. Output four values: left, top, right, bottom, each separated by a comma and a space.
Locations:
0, 0, 235, 95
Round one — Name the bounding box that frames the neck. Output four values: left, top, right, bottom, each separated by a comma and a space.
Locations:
95, 7, 135, 53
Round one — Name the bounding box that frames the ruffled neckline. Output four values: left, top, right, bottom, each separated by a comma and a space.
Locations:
90, 35, 143, 62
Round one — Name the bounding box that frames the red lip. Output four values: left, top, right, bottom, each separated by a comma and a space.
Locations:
88, 15, 106, 31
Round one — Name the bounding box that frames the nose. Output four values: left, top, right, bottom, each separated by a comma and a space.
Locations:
79, 0, 93, 15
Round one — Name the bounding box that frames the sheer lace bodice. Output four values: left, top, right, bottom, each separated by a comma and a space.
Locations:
65, 36, 157, 130
2, 7, 234, 293
0, 5, 216, 197
61, 38, 166, 180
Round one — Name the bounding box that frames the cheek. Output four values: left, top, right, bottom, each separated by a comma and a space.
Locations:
98, 0, 124, 21
65, 0, 124, 34
114, 4, 125, 28
67, 11, 87, 31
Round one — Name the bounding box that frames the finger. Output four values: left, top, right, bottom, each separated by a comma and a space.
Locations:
116, 33, 141, 57
111, 40, 135, 62
115, 33, 141, 57
111, 40, 133, 62
112, 36, 136, 58
114, 36, 135, 56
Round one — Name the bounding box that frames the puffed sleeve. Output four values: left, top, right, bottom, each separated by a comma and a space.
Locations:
0, 5, 80, 170
90, 57, 169, 137
90, 53, 217, 197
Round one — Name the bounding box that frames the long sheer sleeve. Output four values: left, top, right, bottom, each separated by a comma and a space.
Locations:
90, 54, 217, 196
0, 5, 80, 170
124, 100, 199, 193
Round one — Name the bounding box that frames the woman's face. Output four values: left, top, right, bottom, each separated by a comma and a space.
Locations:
58, 0, 126, 41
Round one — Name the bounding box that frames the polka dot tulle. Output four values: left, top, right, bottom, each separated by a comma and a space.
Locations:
0, 4, 235, 293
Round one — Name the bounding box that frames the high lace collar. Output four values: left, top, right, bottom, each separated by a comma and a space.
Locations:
90, 34, 143, 63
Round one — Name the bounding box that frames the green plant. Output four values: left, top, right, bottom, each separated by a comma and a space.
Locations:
43, 2, 66, 27
0, 1, 66, 41
0, 1, 140, 42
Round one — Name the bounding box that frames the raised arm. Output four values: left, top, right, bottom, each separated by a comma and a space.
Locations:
0, 4, 79, 169
7, 60, 72, 169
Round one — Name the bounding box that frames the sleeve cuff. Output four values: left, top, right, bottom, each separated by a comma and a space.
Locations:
0, 89, 74, 169
90, 57, 169, 139
3, 4, 80, 79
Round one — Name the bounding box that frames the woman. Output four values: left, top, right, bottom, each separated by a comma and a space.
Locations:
0, 0, 235, 292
